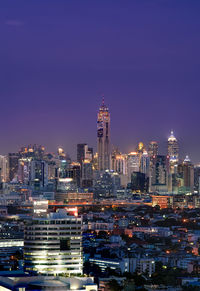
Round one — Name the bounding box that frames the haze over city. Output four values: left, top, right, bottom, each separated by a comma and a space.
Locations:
0, 1, 200, 162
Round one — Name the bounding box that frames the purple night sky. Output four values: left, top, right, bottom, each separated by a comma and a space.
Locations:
0, 1, 200, 162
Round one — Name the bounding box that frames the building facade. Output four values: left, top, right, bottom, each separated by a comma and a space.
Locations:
24, 209, 83, 276
97, 98, 110, 171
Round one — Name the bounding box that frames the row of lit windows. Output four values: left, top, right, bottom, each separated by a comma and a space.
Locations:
29, 220, 81, 225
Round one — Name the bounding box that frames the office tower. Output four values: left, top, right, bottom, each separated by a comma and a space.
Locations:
140, 151, 150, 176
92, 152, 98, 171
0, 155, 8, 182
148, 141, 158, 158
69, 162, 81, 188
97, 98, 110, 171
47, 160, 57, 181
131, 172, 147, 193
30, 160, 48, 190
168, 130, 179, 163
94, 170, 120, 198
178, 156, 194, 193
81, 159, 93, 188
127, 152, 140, 182
77, 144, 87, 164
149, 155, 170, 193
111, 149, 127, 175
8, 153, 20, 182
194, 165, 200, 193
77, 144, 93, 164
24, 209, 82, 276
18, 158, 31, 184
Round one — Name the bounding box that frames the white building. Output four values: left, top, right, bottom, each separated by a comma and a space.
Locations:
0, 276, 97, 291
24, 209, 83, 276
127, 152, 140, 182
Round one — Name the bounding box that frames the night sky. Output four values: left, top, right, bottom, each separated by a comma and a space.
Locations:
0, 1, 200, 162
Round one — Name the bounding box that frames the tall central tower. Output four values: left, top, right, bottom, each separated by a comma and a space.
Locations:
168, 130, 179, 163
97, 98, 110, 171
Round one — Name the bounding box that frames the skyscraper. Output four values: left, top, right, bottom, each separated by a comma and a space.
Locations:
178, 155, 194, 193
148, 141, 158, 158
8, 153, 20, 182
168, 130, 179, 163
127, 152, 140, 182
97, 98, 110, 171
0, 155, 8, 182
149, 155, 170, 193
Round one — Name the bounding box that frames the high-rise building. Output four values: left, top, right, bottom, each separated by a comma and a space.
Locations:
8, 153, 20, 182
149, 155, 170, 193
168, 131, 179, 163
81, 159, 93, 188
18, 158, 31, 184
0, 155, 8, 182
127, 152, 140, 182
77, 144, 87, 164
194, 165, 200, 193
97, 98, 110, 171
140, 151, 150, 176
77, 144, 93, 163
30, 160, 48, 190
178, 155, 194, 193
148, 141, 158, 158
68, 162, 81, 188
94, 170, 120, 198
131, 172, 147, 193
24, 209, 82, 276
111, 149, 127, 175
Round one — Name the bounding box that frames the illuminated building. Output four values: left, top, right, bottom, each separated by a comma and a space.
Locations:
149, 155, 170, 193
177, 155, 194, 193
97, 98, 110, 171
168, 130, 179, 163
54, 192, 93, 204
68, 162, 81, 188
152, 194, 173, 208
77, 144, 93, 164
136, 142, 145, 154
24, 209, 83, 276
81, 159, 93, 188
8, 153, 19, 181
77, 144, 93, 187
111, 149, 127, 175
33, 200, 48, 217
30, 160, 48, 190
0, 276, 97, 291
92, 152, 98, 171
0, 155, 8, 182
148, 141, 158, 158
56, 177, 76, 192
140, 150, 150, 176
194, 165, 200, 193
18, 157, 31, 184
111, 150, 128, 187
94, 170, 120, 197
131, 172, 147, 193
58, 147, 66, 159
127, 152, 140, 182
19, 144, 45, 160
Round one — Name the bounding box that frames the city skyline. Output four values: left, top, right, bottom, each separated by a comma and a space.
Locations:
1, 1, 200, 162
